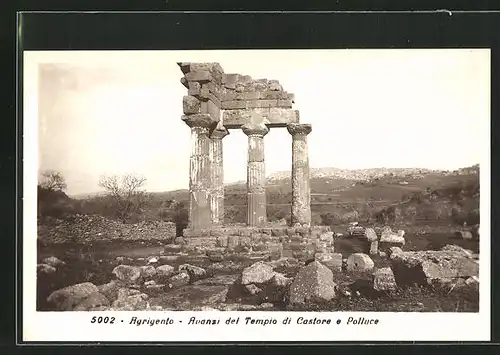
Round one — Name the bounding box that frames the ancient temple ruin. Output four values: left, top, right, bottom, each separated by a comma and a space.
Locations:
179, 62, 312, 232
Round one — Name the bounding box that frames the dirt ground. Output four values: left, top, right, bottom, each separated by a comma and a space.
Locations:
36, 224, 480, 312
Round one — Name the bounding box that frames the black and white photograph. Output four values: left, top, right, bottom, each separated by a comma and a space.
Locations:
23, 49, 490, 342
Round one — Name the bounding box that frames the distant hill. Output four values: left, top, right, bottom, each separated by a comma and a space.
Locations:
60, 164, 479, 227
267, 166, 478, 183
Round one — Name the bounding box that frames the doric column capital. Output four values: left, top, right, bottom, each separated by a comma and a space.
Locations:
210, 125, 229, 140
287, 123, 312, 137
182, 114, 218, 129
241, 123, 269, 138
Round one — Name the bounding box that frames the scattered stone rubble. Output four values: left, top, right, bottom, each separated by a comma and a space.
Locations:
40, 232, 479, 311
38, 219, 480, 311
37, 214, 176, 244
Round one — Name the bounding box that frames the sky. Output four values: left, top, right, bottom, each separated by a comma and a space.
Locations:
25, 49, 490, 196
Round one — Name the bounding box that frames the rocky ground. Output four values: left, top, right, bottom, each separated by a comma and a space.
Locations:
37, 223, 480, 313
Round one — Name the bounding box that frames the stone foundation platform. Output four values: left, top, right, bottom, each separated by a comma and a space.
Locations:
179, 225, 334, 261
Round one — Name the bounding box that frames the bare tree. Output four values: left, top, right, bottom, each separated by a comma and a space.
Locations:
39, 170, 67, 191
98, 173, 150, 222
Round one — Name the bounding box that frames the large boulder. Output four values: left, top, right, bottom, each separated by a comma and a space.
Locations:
380, 229, 405, 246
111, 288, 149, 311
372, 267, 397, 291
156, 265, 175, 279
140, 266, 157, 279
241, 262, 276, 285
112, 265, 142, 284
97, 280, 123, 301
47, 282, 99, 311
346, 253, 374, 273
390, 249, 479, 286
287, 261, 337, 305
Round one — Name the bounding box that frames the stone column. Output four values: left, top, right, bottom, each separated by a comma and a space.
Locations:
287, 123, 312, 226
209, 125, 229, 226
182, 114, 217, 230
242, 122, 269, 227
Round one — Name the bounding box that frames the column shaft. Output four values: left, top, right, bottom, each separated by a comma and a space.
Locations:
188, 126, 212, 230
288, 124, 312, 226
209, 127, 228, 225
242, 123, 269, 227
247, 136, 267, 226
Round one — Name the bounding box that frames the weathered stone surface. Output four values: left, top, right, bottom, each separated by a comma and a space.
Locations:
37, 263, 56, 274
288, 261, 337, 305
369, 240, 379, 255
179, 264, 207, 280
97, 280, 122, 301
319, 232, 334, 246
243, 122, 269, 227
167, 271, 190, 289
188, 81, 201, 96
272, 272, 293, 287
221, 99, 292, 110
47, 282, 99, 311
441, 244, 474, 258
269, 81, 283, 91
156, 264, 175, 278
222, 108, 299, 128
315, 252, 342, 272
140, 266, 156, 279
364, 228, 378, 242
184, 118, 214, 230
43, 256, 65, 268
373, 267, 397, 291
183, 95, 201, 114
288, 123, 312, 226
111, 288, 149, 310
112, 265, 142, 284
390, 250, 479, 286
380, 229, 405, 246
185, 70, 213, 82
241, 262, 276, 285
209, 124, 228, 226
346, 253, 375, 273
73, 292, 110, 311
